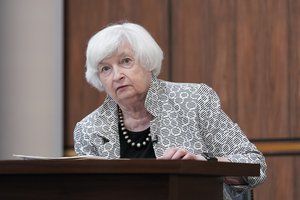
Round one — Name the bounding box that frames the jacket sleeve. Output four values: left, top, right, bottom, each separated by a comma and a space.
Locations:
73, 122, 98, 156
199, 84, 267, 188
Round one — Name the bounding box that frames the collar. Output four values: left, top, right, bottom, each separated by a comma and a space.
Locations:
144, 74, 163, 118
97, 74, 163, 136
102, 74, 163, 117
94, 96, 119, 142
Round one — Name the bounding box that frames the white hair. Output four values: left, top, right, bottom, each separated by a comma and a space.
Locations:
85, 22, 164, 91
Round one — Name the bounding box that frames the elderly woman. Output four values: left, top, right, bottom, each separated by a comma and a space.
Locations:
74, 22, 266, 199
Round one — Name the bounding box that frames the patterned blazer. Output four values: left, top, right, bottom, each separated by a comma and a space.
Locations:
74, 76, 267, 188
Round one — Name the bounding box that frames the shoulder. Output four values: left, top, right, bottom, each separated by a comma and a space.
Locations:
157, 79, 216, 98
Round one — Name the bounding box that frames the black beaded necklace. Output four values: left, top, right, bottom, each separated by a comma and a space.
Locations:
118, 108, 151, 148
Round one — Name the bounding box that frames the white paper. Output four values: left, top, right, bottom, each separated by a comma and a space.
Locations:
13, 154, 106, 160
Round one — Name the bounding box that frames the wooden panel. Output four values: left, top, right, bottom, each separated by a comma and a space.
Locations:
170, 2, 299, 199
289, 0, 300, 138
65, 1, 300, 199
64, 0, 170, 150
296, 157, 300, 200
236, 0, 289, 138
0, 159, 259, 176
171, 0, 237, 120
288, 1, 300, 197
0, 160, 259, 200
254, 156, 295, 200
253, 139, 300, 155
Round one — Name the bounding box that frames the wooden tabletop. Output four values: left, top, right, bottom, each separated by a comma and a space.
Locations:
0, 159, 260, 176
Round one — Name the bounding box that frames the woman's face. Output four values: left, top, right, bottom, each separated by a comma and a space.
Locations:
98, 43, 152, 104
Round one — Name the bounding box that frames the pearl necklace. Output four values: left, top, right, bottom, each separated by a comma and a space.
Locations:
118, 108, 151, 148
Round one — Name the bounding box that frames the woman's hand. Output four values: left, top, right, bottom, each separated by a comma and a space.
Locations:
157, 147, 206, 160
158, 148, 247, 185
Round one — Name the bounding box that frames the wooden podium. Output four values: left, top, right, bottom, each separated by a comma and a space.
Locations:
0, 159, 259, 200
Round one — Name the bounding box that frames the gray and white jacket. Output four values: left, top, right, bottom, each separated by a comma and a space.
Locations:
74, 76, 267, 189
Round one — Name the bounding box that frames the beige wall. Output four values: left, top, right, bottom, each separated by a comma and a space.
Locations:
0, 0, 63, 159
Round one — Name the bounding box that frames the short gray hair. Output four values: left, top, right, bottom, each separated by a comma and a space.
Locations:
85, 22, 164, 91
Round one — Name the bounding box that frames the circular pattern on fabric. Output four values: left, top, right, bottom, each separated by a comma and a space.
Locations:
74, 78, 266, 187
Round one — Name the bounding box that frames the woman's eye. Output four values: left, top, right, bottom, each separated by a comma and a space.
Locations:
99, 65, 111, 74
121, 57, 133, 65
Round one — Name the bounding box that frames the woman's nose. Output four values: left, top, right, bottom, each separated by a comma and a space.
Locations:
112, 65, 124, 80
